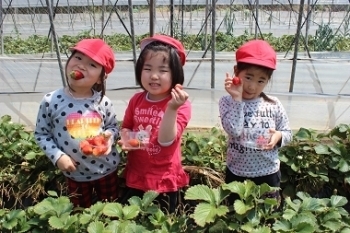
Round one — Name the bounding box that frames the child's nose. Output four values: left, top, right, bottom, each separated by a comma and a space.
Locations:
150, 73, 158, 80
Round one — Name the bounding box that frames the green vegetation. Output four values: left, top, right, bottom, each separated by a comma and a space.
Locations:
1, 114, 350, 232
3, 23, 350, 54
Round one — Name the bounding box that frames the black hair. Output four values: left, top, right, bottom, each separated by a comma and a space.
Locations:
236, 62, 275, 103
135, 41, 184, 91
65, 51, 106, 103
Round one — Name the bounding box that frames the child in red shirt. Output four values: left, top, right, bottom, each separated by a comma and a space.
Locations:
119, 35, 191, 213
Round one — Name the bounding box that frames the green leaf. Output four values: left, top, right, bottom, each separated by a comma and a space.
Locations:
338, 159, 350, 173
294, 222, 315, 233
185, 184, 216, 204
314, 144, 330, 155
192, 202, 223, 227
87, 221, 105, 233
24, 151, 37, 160
272, 220, 292, 232
328, 145, 341, 155
122, 205, 140, 220
221, 181, 246, 199
142, 191, 159, 207
103, 203, 123, 218
234, 199, 254, 215
295, 128, 312, 140
330, 195, 348, 207
2, 209, 25, 230
322, 220, 342, 231
323, 211, 341, 222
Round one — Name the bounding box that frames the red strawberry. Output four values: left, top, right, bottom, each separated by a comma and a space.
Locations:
80, 140, 93, 155
232, 77, 241, 85
92, 145, 108, 156
92, 135, 107, 146
70, 70, 84, 80
127, 139, 141, 147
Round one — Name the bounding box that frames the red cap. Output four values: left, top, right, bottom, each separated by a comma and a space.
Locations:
236, 40, 276, 70
140, 34, 186, 66
70, 39, 115, 74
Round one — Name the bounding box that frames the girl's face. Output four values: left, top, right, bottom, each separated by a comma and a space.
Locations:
66, 52, 103, 89
141, 51, 172, 101
236, 66, 270, 100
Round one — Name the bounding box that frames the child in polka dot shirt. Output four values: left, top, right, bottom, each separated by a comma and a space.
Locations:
34, 39, 120, 208
219, 40, 292, 205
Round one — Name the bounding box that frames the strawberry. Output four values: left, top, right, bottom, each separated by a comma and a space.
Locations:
70, 70, 84, 80
232, 77, 241, 85
92, 135, 107, 146
80, 140, 93, 155
127, 139, 141, 147
92, 145, 108, 156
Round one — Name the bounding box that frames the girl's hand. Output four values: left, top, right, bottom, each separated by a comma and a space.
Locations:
224, 72, 243, 101
56, 154, 77, 172
103, 131, 113, 155
265, 128, 282, 150
168, 84, 189, 110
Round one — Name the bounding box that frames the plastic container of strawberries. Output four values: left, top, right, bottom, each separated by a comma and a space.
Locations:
119, 131, 150, 150
79, 134, 113, 156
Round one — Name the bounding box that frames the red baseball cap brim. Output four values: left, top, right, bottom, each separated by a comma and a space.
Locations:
140, 35, 186, 66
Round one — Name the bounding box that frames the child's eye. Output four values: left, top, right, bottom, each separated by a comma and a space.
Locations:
160, 70, 168, 73
90, 63, 97, 68
143, 68, 151, 71
74, 55, 82, 60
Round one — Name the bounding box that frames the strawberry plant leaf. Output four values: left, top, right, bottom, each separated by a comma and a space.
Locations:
122, 205, 140, 220
234, 199, 254, 215
338, 159, 350, 173
142, 191, 159, 207
184, 184, 216, 203
330, 195, 348, 208
273, 219, 292, 231
87, 221, 105, 233
314, 144, 330, 155
192, 202, 217, 227
102, 203, 123, 218
24, 151, 37, 160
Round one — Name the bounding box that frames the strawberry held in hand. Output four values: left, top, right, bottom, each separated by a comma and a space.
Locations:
232, 77, 241, 85
70, 70, 84, 80
79, 133, 110, 156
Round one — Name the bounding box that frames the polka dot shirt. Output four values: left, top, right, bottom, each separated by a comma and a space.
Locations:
34, 88, 120, 182
219, 94, 292, 178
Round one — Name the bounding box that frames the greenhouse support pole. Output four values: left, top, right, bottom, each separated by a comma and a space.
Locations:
255, 0, 259, 39
0, 0, 3, 55
128, 0, 137, 85
289, 0, 305, 92
204, 0, 209, 53
211, 0, 216, 89
46, 0, 66, 87
150, 0, 155, 36
170, 0, 174, 36
101, 0, 105, 37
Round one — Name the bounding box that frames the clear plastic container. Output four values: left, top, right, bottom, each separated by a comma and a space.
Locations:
119, 130, 150, 150
79, 134, 113, 156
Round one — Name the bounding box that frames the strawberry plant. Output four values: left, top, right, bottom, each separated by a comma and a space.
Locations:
0, 115, 62, 209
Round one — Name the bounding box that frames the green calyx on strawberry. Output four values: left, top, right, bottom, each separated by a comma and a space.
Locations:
70, 70, 84, 80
